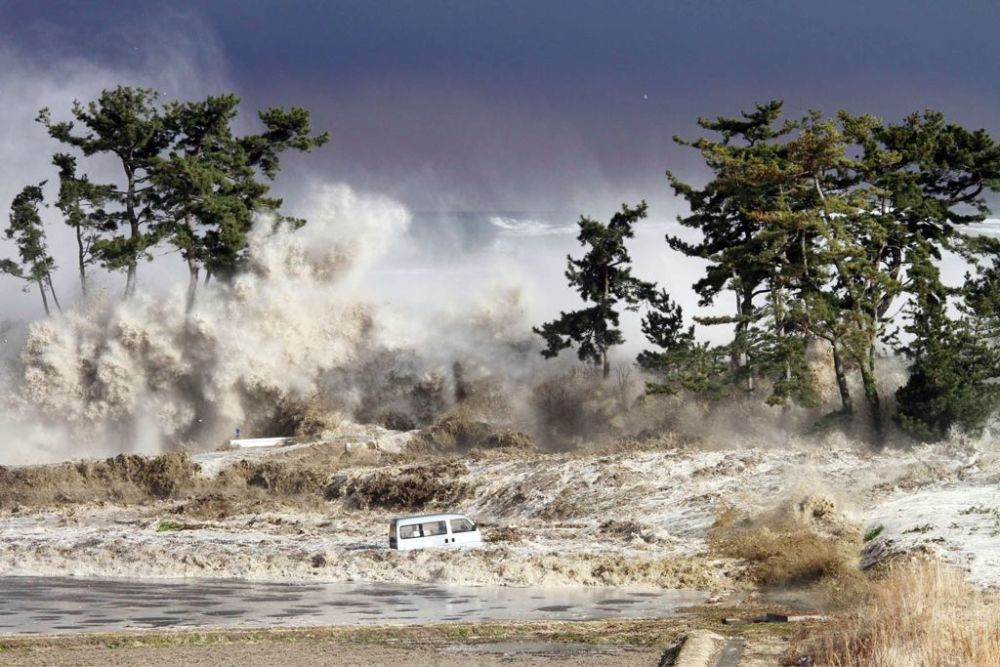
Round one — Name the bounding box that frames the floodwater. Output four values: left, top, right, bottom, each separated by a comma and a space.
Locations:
0, 577, 705, 634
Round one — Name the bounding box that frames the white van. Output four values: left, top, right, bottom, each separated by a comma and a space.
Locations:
389, 513, 482, 551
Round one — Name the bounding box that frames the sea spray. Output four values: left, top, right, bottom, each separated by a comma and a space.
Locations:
0, 184, 411, 463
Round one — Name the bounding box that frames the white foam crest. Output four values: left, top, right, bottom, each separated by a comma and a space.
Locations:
489, 215, 576, 237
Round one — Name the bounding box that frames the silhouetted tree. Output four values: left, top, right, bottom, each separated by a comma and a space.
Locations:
534, 202, 651, 378
37, 86, 329, 304
52, 153, 114, 297
1, 184, 61, 315
154, 95, 329, 309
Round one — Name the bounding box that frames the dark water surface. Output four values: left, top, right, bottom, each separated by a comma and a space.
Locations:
0, 577, 705, 634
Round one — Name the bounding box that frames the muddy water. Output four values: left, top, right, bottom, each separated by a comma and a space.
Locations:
0, 577, 706, 634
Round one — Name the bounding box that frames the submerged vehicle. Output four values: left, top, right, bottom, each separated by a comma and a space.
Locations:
389, 513, 482, 551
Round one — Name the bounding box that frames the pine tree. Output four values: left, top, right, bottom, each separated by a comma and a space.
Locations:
636, 287, 728, 397
1, 184, 61, 316
895, 247, 1000, 441
534, 202, 652, 378
667, 100, 797, 392
673, 106, 1000, 437
154, 95, 329, 309
38, 87, 173, 298
762, 109, 1000, 438
37, 86, 329, 305
52, 153, 115, 297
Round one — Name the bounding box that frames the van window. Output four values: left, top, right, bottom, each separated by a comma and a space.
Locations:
421, 520, 448, 536
451, 518, 475, 533
399, 524, 421, 539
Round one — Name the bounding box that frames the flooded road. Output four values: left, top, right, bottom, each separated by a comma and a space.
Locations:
0, 577, 705, 634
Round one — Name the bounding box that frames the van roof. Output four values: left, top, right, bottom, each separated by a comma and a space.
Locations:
392, 513, 470, 523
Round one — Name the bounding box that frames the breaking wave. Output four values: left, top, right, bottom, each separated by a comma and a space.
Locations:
0, 184, 417, 464
489, 215, 576, 237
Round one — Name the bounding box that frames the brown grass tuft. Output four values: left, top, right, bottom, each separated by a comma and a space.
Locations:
407, 411, 495, 453
708, 496, 864, 600
598, 519, 660, 544
592, 431, 706, 455
530, 369, 619, 447
805, 560, 1000, 666
478, 430, 537, 452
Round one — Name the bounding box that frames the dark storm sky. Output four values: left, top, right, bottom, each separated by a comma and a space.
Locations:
2, 0, 998, 212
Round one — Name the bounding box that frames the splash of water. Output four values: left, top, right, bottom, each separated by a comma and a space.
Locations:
0, 184, 413, 464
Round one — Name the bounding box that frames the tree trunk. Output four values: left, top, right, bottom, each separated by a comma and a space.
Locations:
37, 278, 50, 317
183, 215, 200, 313
831, 342, 853, 413
730, 265, 755, 392
123, 168, 139, 300
186, 257, 199, 313
124, 262, 137, 299
730, 282, 742, 372
45, 273, 62, 313
858, 355, 883, 443
601, 266, 610, 379
204, 270, 212, 286
76, 226, 87, 297
740, 287, 754, 392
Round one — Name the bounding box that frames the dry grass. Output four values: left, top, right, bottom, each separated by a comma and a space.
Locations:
806, 560, 1000, 666
538, 488, 586, 521
477, 430, 537, 452
0, 618, 706, 652
409, 411, 493, 452
598, 519, 660, 544
221, 460, 327, 496
243, 393, 345, 441
591, 431, 706, 455
711, 519, 859, 589
708, 497, 865, 602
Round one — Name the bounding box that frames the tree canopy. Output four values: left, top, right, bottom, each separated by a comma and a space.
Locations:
534, 202, 652, 378
529, 101, 1000, 443
34, 86, 329, 303
653, 101, 1000, 440
1, 184, 61, 316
